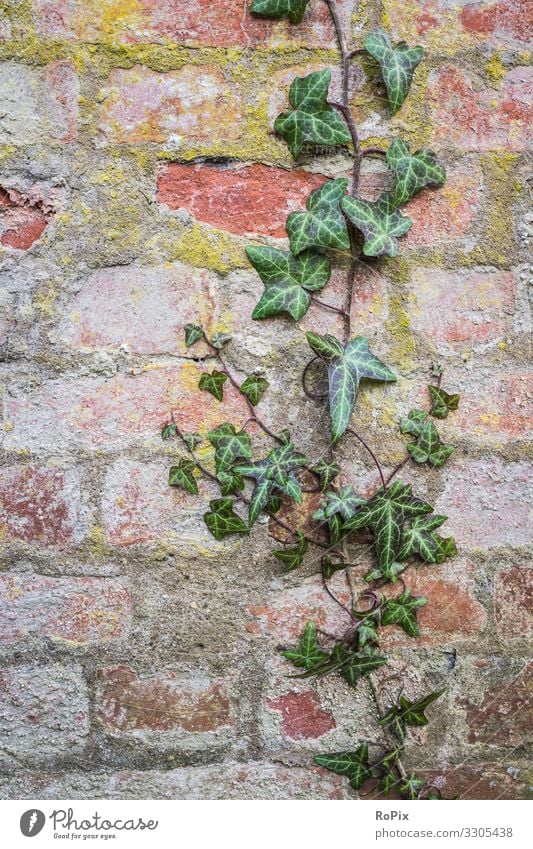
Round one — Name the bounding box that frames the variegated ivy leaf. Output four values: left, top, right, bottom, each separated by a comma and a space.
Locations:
364, 560, 408, 584
433, 535, 458, 563
397, 513, 449, 563
184, 323, 203, 346
217, 469, 245, 496
315, 742, 371, 791
161, 422, 177, 441
321, 554, 347, 580
363, 29, 423, 115
399, 775, 425, 800
210, 332, 232, 350
356, 619, 380, 648
198, 370, 227, 402
312, 459, 341, 491
314, 485, 366, 522
273, 531, 308, 571
293, 643, 387, 684
207, 423, 252, 479
428, 384, 460, 419
247, 246, 331, 321
169, 459, 198, 495
281, 621, 329, 670
183, 431, 202, 451
381, 589, 427, 637
344, 482, 433, 569
251, 0, 310, 25
240, 374, 269, 405
274, 69, 352, 159
287, 178, 350, 255
342, 192, 412, 257
307, 332, 396, 442
234, 441, 307, 526
386, 138, 446, 207
203, 497, 249, 541
401, 409, 454, 467
380, 688, 445, 741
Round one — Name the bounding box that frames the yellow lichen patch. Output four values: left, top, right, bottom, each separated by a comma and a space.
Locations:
385, 293, 417, 371
163, 223, 247, 276
33, 282, 59, 318
485, 52, 507, 85
83, 525, 107, 558
381, 0, 474, 56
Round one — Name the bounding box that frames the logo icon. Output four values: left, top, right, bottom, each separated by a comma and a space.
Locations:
20, 810, 46, 837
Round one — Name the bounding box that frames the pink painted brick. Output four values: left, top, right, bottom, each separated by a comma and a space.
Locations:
0, 465, 83, 546
0, 575, 131, 647
97, 65, 242, 145
0, 60, 78, 145
438, 459, 531, 549
59, 263, 222, 356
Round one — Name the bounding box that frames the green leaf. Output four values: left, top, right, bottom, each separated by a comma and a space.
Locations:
273, 531, 308, 571
247, 246, 330, 321
314, 485, 366, 522
336, 645, 388, 686
381, 770, 397, 795
234, 441, 307, 526
399, 775, 425, 800
428, 384, 460, 420
315, 743, 371, 790
274, 69, 352, 159
342, 192, 412, 257
251, 0, 310, 25
183, 432, 202, 451
401, 409, 454, 467
287, 178, 350, 255
432, 535, 458, 563
184, 323, 203, 346
397, 513, 448, 563
381, 589, 427, 637
169, 459, 199, 495
198, 370, 227, 402
240, 374, 269, 405
307, 333, 396, 442
364, 560, 408, 584
312, 459, 341, 491
161, 422, 177, 440
282, 621, 329, 670
217, 469, 245, 496
386, 138, 446, 207
321, 554, 347, 580
363, 28, 423, 115
210, 331, 232, 350
398, 688, 446, 727
356, 619, 380, 648
203, 497, 249, 541
207, 423, 252, 474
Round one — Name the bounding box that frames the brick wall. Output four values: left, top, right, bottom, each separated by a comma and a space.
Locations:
0, 1, 531, 800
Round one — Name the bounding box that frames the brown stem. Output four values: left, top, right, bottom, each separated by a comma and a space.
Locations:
368, 674, 408, 780
362, 146, 387, 158
310, 294, 349, 318
346, 427, 387, 489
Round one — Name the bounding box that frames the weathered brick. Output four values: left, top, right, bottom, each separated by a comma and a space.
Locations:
0, 575, 131, 648
0, 465, 83, 546
59, 263, 223, 356
460, 1, 532, 47
459, 661, 532, 746
495, 566, 533, 641
429, 65, 532, 151
0, 665, 89, 767
453, 371, 533, 441
423, 763, 529, 800
266, 691, 336, 741
438, 459, 531, 550
407, 268, 517, 350
157, 163, 327, 237
247, 577, 350, 641
0, 60, 78, 145
98, 65, 242, 146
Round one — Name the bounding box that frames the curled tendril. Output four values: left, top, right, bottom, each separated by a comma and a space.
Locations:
302, 356, 329, 401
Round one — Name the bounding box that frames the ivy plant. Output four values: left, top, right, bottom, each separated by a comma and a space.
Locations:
164, 1, 460, 801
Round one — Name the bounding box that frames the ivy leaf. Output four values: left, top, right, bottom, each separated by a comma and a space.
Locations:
273, 531, 308, 571
401, 409, 454, 467
247, 246, 331, 321
399, 775, 425, 800
312, 459, 341, 491
207, 423, 252, 474
287, 178, 350, 255
184, 323, 203, 346
183, 432, 202, 451
364, 560, 408, 584
314, 485, 366, 522
198, 370, 227, 402
203, 497, 249, 541
281, 621, 329, 670
210, 331, 232, 350
397, 513, 448, 563
307, 333, 396, 442
432, 535, 458, 563
240, 374, 269, 405
217, 469, 245, 496
356, 619, 380, 648
342, 192, 412, 257
381, 770, 397, 795
336, 645, 388, 686
161, 422, 177, 441
250, 0, 310, 25
398, 688, 446, 727
428, 384, 460, 420
234, 441, 307, 526
386, 138, 446, 207
169, 459, 199, 495
274, 69, 352, 159
363, 29, 423, 115
321, 554, 347, 580
381, 589, 428, 637
315, 742, 371, 790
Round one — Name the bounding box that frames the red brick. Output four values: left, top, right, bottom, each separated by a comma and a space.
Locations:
0, 575, 131, 647
408, 268, 516, 348
439, 459, 530, 550
60, 264, 222, 356
0, 60, 78, 145
96, 665, 234, 734
97, 65, 242, 145
460, 1, 532, 45
0, 185, 57, 250
454, 371, 533, 441
459, 662, 532, 746
495, 566, 533, 641
0, 466, 82, 546
157, 163, 327, 238
422, 763, 528, 800
266, 691, 336, 740
247, 577, 350, 641
429, 65, 532, 151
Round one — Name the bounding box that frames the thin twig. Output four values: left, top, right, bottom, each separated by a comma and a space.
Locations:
346, 427, 387, 490
310, 294, 349, 318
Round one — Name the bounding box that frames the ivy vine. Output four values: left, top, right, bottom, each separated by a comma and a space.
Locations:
163, 0, 461, 800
